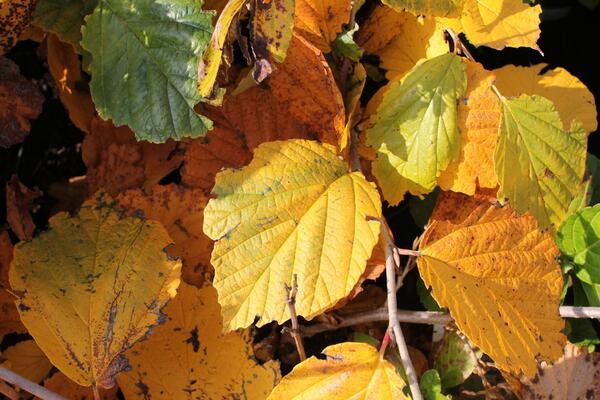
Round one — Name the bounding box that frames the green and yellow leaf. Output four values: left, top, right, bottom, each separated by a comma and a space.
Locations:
381, 0, 465, 17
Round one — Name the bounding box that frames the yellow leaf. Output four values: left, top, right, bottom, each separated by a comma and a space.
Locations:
47, 34, 95, 134
9, 195, 182, 388
116, 184, 213, 288
198, 0, 246, 97
294, 0, 351, 52
520, 343, 600, 399
253, 0, 295, 62
40, 372, 118, 400
0, 0, 36, 54
453, 0, 542, 50
2, 340, 53, 384
0, 231, 26, 341
382, 0, 465, 17
203, 139, 381, 330
438, 61, 500, 194
356, 7, 449, 80
118, 282, 280, 399
494, 64, 597, 134
267, 342, 409, 399
418, 191, 565, 377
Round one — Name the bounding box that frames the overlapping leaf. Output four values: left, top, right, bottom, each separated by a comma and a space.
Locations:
356, 7, 449, 80
382, 0, 464, 17
9, 195, 182, 388
494, 64, 597, 133
33, 0, 97, 51
41, 372, 118, 400
0, 231, 26, 341
495, 95, 587, 229
294, 0, 351, 51
267, 342, 409, 399
367, 53, 466, 204
252, 0, 295, 63
1, 340, 53, 384
437, 61, 500, 194
118, 282, 280, 399
557, 204, 600, 285
418, 191, 565, 376
203, 139, 381, 330
81, 0, 214, 142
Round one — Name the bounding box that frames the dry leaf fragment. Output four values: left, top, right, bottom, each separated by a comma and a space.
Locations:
86, 142, 146, 197
118, 282, 281, 399
418, 191, 565, 377
0, 57, 44, 148
5, 174, 40, 241
116, 184, 213, 287
39, 372, 118, 400
437, 61, 500, 195
1, 340, 53, 384
0, 0, 37, 54
47, 34, 95, 134
9, 195, 182, 388
521, 343, 600, 400
267, 342, 409, 399
293, 0, 351, 52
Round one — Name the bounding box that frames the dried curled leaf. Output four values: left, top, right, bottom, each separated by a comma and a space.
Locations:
118, 282, 280, 399
356, 7, 449, 80
0, 57, 44, 148
366, 53, 466, 204
495, 95, 587, 229
203, 139, 381, 330
267, 342, 409, 399
418, 191, 565, 377
294, 0, 351, 52
0, 0, 37, 54
9, 195, 182, 388
437, 61, 500, 195
494, 64, 597, 134
521, 343, 600, 400
47, 34, 95, 133
116, 184, 213, 287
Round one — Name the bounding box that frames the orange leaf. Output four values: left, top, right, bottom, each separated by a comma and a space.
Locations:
0, 57, 43, 148
116, 184, 213, 287
39, 372, 118, 400
47, 34, 95, 134
418, 191, 565, 377
437, 62, 500, 195
294, 0, 351, 52
0, 0, 36, 54
0, 231, 26, 341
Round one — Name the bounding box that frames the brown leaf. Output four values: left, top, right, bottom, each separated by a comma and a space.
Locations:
521, 343, 600, 400
116, 184, 213, 287
0, 57, 43, 148
0, 0, 37, 54
83, 117, 184, 196
5, 174, 40, 241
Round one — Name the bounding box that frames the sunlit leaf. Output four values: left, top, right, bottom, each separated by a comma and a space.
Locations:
0, 0, 37, 54
420, 369, 449, 400
40, 372, 118, 400
252, 0, 295, 63
203, 139, 381, 330
366, 53, 466, 204
118, 282, 280, 399
267, 342, 409, 399
9, 195, 182, 388
418, 190, 565, 376
495, 95, 587, 229
434, 331, 477, 389
81, 0, 213, 142
437, 61, 500, 195
294, 0, 351, 51
382, 0, 464, 17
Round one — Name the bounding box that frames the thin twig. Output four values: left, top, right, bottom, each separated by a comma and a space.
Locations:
302, 306, 600, 336
0, 366, 66, 400
380, 219, 423, 400
285, 274, 306, 361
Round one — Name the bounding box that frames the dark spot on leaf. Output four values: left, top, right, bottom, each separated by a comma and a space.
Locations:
185, 326, 200, 352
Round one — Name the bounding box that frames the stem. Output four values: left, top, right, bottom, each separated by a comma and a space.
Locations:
378, 328, 391, 358
285, 274, 307, 361
302, 306, 600, 336
0, 366, 66, 400
93, 384, 101, 400
380, 220, 423, 400
395, 248, 421, 257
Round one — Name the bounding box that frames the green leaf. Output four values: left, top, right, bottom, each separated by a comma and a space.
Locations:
81, 0, 214, 143
434, 331, 477, 389
366, 53, 466, 204
565, 319, 600, 351
33, 0, 97, 52
420, 369, 449, 400
409, 188, 440, 229
495, 95, 587, 229
586, 153, 600, 205
332, 24, 364, 62
416, 275, 442, 311
557, 205, 600, 285
381, 0, 464, 17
